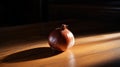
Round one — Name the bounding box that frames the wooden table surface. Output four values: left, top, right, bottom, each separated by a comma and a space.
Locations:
0, 21, 120, 67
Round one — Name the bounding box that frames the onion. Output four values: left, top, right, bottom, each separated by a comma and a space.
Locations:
48, 24, 75, 51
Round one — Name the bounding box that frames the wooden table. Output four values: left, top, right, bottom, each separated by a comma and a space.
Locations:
0, 21, 120, 67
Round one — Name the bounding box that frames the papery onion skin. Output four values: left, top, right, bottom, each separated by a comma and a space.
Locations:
48, 24, 75, 51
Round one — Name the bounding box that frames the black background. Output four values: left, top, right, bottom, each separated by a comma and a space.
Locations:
0, 0, 120, 27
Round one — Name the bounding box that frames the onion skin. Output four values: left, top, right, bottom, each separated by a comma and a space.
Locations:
48, 24, 75, 51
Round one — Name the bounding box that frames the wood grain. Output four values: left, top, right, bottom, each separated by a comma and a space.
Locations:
0, 21, 120, 67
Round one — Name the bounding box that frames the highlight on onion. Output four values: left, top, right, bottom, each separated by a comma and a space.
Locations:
48, 24, 75, 51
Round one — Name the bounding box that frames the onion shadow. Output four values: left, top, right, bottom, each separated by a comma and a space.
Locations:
1, 47, 62, 63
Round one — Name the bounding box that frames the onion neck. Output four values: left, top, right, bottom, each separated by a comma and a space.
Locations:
61, 24, 68, 30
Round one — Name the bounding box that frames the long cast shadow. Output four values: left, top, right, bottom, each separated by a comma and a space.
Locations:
1, 47, 62, 63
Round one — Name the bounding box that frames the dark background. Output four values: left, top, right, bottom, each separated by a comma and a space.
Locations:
0, 0, 47, 27
0, 0, 120, 28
